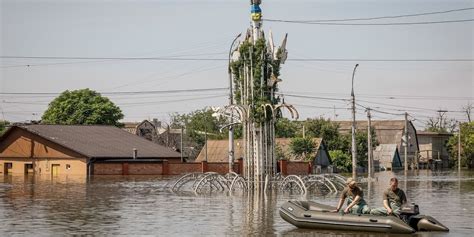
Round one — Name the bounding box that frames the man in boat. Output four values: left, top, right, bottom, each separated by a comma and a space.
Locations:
332, 178, 370, 214
371, 177, 407, 216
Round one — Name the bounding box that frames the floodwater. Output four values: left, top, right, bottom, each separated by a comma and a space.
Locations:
0, 170, 473, 237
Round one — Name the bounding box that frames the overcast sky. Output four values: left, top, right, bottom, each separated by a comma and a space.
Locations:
1, 0, 473, 129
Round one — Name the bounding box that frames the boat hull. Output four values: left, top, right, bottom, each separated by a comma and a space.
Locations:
280, 201, 418, 234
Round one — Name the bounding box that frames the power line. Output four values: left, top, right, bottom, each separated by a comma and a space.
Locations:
264, 7, 474, 23
1, 56, 473, 62
0, 87, 229, 96
275, 92, 349, 101
264, 18, 474, 26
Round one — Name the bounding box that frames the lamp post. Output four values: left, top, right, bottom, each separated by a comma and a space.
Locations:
351, 63, 359, 180
228, 33, 241, 172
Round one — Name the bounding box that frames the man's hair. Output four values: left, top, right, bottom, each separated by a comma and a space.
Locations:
390, 177, 398, 183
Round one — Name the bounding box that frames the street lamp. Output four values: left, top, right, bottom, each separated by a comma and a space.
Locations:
351, 63, 359, 180
228, 33, 241, 172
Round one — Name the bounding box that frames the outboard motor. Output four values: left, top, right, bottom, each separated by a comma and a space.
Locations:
401, 203, 449, 232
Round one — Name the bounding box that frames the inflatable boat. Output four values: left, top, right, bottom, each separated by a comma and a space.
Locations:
279, 200, 449, 234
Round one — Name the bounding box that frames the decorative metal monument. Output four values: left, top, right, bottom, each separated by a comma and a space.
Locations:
171, 1, 346, 194
227, 0, 296, 190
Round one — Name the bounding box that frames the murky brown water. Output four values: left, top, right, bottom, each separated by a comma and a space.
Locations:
1, 170, 473, 236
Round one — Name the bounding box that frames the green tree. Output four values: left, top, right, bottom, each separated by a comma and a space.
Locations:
289, 137, 315, 161
329, 150, 352, 172
304, 118, 342, 150
447, 122, 474, 168
41, 89, 123, 125
170, 108, 227, 147
0, 120, 10, 135
349, 128, 379, 168
275, 117, 299, 138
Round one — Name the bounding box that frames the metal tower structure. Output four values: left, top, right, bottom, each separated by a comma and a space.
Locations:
226, 0, 297, 190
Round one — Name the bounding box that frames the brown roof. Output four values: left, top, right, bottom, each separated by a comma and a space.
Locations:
195, 138, 323, 162
335, 120, 418, 149
417, 131, 452, 136
4, 125, 181, 159
336, 120, 406, 131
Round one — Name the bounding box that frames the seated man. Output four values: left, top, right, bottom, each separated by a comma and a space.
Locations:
371, 177, 407, 216
332, 178, 370, 214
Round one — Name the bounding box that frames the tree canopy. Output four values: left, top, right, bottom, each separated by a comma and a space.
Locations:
447, 122, 474, 168
41, 89, 123, 126
0, 120, 10, 135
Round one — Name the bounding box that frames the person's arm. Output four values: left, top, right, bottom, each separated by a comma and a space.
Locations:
344, 195, 361, 213
383, 199, 392, 214
332, 198, 345, 212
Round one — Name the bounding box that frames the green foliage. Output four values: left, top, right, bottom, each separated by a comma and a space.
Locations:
170, 108, 227, 148
289, 137, 315, 161
41, 89, 123, 125
230, 37, 282, 125
275, 117, 300, 138
275, 144, 288, 160
304, 118, 342, 150
447, 122, 474, 168
0, 120, 10, 135
329, 150, 352, 172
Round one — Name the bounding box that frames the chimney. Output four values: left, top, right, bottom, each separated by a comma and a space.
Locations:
133, 148, 137, 159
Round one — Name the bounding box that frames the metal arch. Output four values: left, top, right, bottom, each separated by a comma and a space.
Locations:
302, 175, 335, 193
274, 103, 299, 120
224, 104, 248, 122
261, 103, 275, 119
224, 172, 240, 183
321, 176, 339, 193
194, 172, 230, 194
324, 174, 347, 190
170, 172, 204, 192
229, 175, 248, 192
280, 175, 308, 195
306, 179, 334, 193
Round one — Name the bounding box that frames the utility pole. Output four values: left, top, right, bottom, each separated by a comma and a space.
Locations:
367, 108, 373, 179
404, 112, 409, 171
180, 127, 184, 163
351, 64, 359, 179
302, 125, 305, 138
228, 33, 241, 173
458, 121, 462, 173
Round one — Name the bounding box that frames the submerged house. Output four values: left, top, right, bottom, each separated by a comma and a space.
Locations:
0, 125, 181, 176
417, 131, 452, 168
336, 120, 419, 169
195, 138, 332, 174
373, 144, 403, 171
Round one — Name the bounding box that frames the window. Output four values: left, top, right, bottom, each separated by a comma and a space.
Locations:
66, 164, 71, 170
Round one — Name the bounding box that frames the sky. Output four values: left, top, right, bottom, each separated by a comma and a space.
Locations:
0, 0, 473, 130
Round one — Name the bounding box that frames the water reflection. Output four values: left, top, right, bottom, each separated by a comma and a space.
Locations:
0, 171, 473, 236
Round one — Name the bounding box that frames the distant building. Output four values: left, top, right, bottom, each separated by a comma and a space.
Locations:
417, 131, 452, 168
336, 120, 419, 169
195, 138, 332, 174
0, 125, 181, 176
122, 119, 195, 161
373, 144, 403, 171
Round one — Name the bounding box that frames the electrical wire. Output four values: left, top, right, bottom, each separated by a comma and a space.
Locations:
264, 19, 474, 26
264, 7, 474, 23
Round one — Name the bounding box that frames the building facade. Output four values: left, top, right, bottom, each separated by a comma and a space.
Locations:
0, 125, 181, 176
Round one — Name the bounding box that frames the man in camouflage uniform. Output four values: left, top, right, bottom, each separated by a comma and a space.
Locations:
333, 178, 370, 214
371, 177, 407, 216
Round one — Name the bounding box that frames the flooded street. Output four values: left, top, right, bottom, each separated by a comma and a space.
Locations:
1, 170, 473, 236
